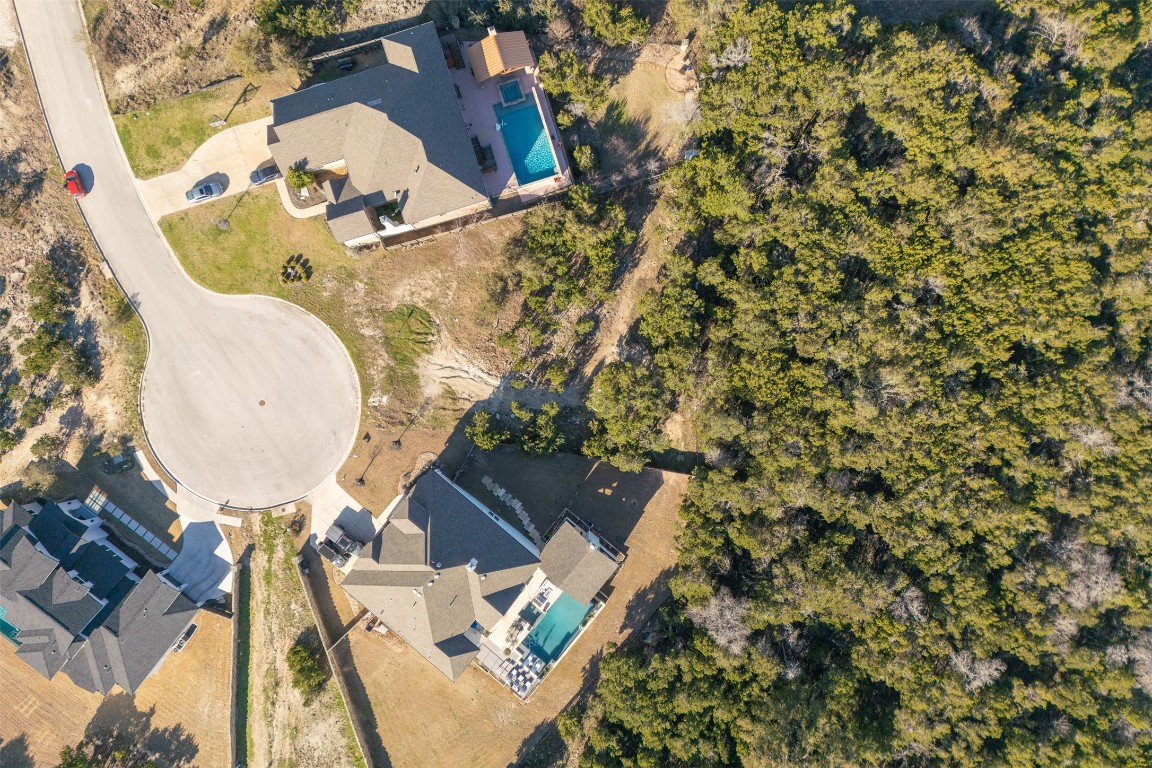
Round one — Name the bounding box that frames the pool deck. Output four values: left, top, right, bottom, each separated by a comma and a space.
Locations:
450, 55, 572, 201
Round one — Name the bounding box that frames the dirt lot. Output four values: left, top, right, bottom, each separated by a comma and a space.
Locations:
0, 608, 231, 768
80, 0, 429, 112
340, 452, 687, 768
241, 513, 362, 768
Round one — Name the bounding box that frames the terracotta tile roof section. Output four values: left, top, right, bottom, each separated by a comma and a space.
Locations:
467, 30, 535, 84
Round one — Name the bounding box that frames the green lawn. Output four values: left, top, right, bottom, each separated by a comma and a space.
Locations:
159, 188, 433, 408
159, 187, 367, 388
115, 77, 293, 179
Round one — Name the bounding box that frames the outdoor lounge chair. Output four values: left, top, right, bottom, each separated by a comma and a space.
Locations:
471, 136, 497, 173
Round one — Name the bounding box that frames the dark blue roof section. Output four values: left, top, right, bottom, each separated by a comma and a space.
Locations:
66, 544, 131, 601
27, 501, 87, 562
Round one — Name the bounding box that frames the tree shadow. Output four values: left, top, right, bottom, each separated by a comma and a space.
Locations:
509, 718, 567, 768
79, 692, 198, 767
0, 734, 35, 768
620, 567, 674, 633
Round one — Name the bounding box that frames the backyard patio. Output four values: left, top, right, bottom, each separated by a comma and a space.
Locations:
448, 35, 572, 202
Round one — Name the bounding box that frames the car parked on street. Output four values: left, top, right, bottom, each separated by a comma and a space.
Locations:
64, 169, 86, 198
250, 163, 281, 186
185, 181, 223, 203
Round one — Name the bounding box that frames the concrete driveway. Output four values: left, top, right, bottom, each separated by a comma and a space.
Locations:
136, 116, 274, 220
15, 0, 361, 510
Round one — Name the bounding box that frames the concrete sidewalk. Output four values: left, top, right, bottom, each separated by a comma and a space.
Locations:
137, 116, 273, 220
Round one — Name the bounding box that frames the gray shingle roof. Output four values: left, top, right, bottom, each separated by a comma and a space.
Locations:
1, 501, 196, 694
539, 520, 620, 604
64, 571, 198, 694
268, 22, 489, 237
343, 469, 540, 680
27, 500, 87, 562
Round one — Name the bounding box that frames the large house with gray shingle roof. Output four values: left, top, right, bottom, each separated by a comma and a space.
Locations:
268, 22, 492, 246
0, 498, 197, 695
341, 469, 621, 696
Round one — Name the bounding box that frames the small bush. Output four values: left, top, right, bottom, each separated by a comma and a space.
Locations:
0, 430, 17, 456
255, 0, 358, 41
286, 640, 326, 695
286, 164, 314, 190
17, 396, 48, 430
466, 409, 510, 451
572, 144, 598, 174
30, 434, 63, 460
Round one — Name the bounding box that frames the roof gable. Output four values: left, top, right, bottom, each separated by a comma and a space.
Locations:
540, 521, 621, 604
467, 31, 535, 84
344, 470, 541, 680
268, 22, 488, 232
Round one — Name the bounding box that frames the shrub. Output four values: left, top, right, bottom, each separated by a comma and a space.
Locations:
58, 346, 98, 391
30, 434, 63, 460
255, 0, 361, 41
285, 164, 314, 190
571, 144, 598, 174
466, 409, 510, 450
286, 640, 326, 695
518, 401, 563, 456
0, 430, 17, 456
544, 360, 570, 390
582, 0, 649, 47
17, 396, 48, 430
18, 328, 62, 375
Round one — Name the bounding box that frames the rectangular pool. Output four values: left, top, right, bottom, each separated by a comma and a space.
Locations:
524, 592, 591, 663
495, 99, 558, 186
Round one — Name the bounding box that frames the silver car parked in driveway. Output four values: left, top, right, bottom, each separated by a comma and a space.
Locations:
185, 181, 223, 203
250, 163, 281, 186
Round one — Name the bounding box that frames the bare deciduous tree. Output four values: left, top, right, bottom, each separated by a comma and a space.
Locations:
709, 37, 752, 73
688, 587, 752, 656
949, 650, 1006, 692
1057, 542, 1122, 611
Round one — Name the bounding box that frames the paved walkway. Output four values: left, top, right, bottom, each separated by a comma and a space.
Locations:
136, 116, 273, 220
15, 0, 361, 509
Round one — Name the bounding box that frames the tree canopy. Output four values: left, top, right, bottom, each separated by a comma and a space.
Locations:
571, 1, 1152, 765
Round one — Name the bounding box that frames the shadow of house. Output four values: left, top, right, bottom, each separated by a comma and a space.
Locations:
450, 443, 663, 548
80, 692, 198, 767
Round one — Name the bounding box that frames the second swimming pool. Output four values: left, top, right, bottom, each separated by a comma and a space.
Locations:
524, 592, 592, 663
495, 99, 558, 186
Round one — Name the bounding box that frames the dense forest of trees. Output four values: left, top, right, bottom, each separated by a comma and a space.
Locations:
572, 0, 1152, 765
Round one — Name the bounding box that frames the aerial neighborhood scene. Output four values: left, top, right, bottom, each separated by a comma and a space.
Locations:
0, 0, 1149, 767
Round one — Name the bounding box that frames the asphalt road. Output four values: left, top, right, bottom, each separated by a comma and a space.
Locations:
15, 0, 361, 509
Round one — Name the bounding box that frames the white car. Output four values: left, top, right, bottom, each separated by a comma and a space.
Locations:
185, 182, 223, 203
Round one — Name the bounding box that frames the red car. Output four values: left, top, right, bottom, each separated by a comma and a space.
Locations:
64, 169, 86, 198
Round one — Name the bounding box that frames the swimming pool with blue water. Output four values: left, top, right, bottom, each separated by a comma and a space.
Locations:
495, 99, 558, 186
524, 592, 592, 663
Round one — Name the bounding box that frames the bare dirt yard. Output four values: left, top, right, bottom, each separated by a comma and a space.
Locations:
0, 607, 231, 768
241, 512, 363, 768
338, 450, 688, 768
